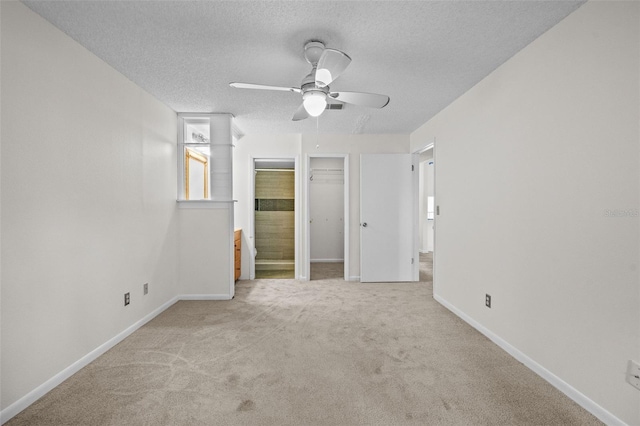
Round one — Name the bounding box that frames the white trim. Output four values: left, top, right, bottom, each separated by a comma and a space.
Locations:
305, 154, 350, 282
228, 205, 235, 299
432, 139, 437, 297
177, 200, 235, 209
414, 142, 434, 154
0, 296, 180, 424
413, 137, 437, 293
249, 156, 256, 280
250, 156, 299, 281
294, 155, 301, 280
178, 294, 233, 301
177, 114, 186, 200
303, 154, 310, 282
231, 122, 244, 140
411, 154, 419, 282
343, 157, 350, 282
413, 137, 436, 287
179, 112, 233, 119
433, 294, 626, 426
348, 275, 360, 281
310, 259, 344, 263
229, 136, 236, 297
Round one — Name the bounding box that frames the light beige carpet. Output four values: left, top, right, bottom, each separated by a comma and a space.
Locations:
419, 252, 433, 283
311, 261, 344, 280
8, 258, 600, 425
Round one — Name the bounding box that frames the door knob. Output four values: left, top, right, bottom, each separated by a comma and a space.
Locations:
362, 222, 367, 227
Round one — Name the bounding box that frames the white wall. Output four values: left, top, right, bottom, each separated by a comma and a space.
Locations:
310, 157, 344, 262
178, 206, 232, 297
1, 1, 178, 414
411, 1, 639, 424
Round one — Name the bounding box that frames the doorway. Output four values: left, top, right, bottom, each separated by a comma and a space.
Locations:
253, 159, 296, 279
417, 145, 435, 285
305, 154, 349, 281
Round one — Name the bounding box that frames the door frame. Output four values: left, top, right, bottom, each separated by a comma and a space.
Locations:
413, 140, 435, 288
249, 155, 300, 280
304, 153, 350, 281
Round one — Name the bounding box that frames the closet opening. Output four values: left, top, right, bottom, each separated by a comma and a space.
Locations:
305, 154, 349, 281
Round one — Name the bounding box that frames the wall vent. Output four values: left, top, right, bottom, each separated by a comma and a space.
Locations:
326, 103, 344, 110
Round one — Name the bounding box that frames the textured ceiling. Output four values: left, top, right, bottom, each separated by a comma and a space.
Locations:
22, 1, 585, 135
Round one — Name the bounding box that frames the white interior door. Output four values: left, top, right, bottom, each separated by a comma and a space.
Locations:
360, 154, 415, 282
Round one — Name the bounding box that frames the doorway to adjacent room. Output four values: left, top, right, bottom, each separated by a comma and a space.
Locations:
417, 144, 435, 285
253, 159, 296, 279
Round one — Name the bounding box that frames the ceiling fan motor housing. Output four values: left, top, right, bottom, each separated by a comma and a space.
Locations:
301, 73, 329, 93
304, 41, 325, 65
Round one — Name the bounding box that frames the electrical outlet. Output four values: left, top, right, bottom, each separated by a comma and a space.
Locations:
485, 294, 491, 308
627, 360, 640, 391
143, 283, 148, 295
124, 292, 130, 306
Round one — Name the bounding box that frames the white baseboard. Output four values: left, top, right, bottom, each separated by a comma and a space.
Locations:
349, 275, 360, 281
178, 294, 232, 301
310, 259, 344, 263
433, 294, 625, 426
1, 296, 180, 425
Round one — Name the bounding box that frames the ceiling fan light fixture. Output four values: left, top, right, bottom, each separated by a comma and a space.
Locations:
303, 91, 327, 117
315, 69, 333, 88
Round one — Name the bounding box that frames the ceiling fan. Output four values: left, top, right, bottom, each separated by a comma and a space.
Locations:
229, 41, 390, 121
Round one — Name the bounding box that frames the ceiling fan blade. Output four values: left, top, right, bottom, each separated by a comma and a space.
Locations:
315, 49, 351, 87
292, 103, 309, 121
229, 82, 301, 93
329, 91, 390, 108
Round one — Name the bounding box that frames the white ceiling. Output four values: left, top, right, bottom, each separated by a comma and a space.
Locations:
22, 1, 585, 136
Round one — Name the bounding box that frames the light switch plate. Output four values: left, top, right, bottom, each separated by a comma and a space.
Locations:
627, 360, 640, 391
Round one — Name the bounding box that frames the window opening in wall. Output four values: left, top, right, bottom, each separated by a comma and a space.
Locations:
185, 148, 209, 200
427, 196, 435, 220
178, 114, 216, 201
